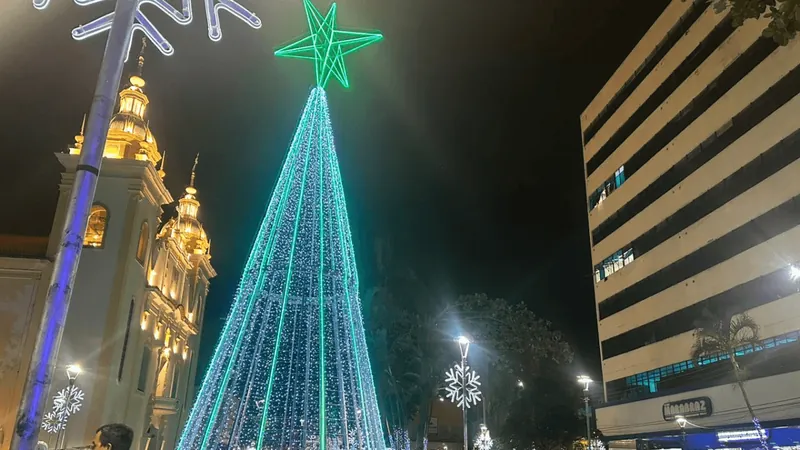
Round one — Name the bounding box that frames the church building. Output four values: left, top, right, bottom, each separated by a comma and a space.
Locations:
0, 47, 215, 450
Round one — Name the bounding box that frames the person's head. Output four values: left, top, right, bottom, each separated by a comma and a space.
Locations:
92, 424, 133, 450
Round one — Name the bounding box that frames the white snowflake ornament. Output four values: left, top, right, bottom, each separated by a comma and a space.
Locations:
444, 363, 482, 408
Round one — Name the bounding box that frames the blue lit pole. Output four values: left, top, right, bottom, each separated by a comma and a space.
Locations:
11, 3, 137, 449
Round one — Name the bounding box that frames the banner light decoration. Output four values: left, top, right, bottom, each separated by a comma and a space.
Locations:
34, 0, 261, 57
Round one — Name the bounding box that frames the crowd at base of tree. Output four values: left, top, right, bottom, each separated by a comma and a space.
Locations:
364, 240, 592, 450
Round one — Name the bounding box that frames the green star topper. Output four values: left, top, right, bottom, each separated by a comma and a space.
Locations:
275, 0, 382, 89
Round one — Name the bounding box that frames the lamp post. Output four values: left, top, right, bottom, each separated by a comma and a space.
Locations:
55, 365, 82, 450
457, 336, 470, 450
577, 375, 593, 450
675, 416, 687, 450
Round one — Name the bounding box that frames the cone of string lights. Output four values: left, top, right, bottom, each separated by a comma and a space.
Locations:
176, 2, 383, 450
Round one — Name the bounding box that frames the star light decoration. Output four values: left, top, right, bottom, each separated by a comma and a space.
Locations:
275, 0, 383, 89
444, 363, 482, 408
35, 0, 261, 59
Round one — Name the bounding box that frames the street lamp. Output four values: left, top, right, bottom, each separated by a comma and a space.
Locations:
14, 1, 261, 448
457, 336, 470, 450
675, 415, 687, 449
790, 265, 800, 282
516, 380, 524, 388
577, 375, 593, 450
65, 365, 81, 382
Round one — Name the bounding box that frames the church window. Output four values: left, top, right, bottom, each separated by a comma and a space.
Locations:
136, 222, 149, 264
118, 298, 135, 382
137, 346, 151, 392
84, 204, 109, 248
170, 365, 181, 398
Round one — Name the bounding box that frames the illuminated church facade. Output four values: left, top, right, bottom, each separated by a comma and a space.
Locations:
0, 49, 215, 450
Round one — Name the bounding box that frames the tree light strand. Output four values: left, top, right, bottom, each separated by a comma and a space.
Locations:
176, 87, 384, 450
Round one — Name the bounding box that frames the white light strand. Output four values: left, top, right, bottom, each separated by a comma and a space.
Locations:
444, 363, 482, 408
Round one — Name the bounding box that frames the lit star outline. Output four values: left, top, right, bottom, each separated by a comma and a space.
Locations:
275, 0, 382, 89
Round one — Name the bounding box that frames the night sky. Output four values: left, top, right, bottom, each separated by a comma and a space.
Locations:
0, 0, 668, 381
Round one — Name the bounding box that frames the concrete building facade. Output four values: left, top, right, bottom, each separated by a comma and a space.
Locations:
581, 1, 800, 448
0, 51, 215, 450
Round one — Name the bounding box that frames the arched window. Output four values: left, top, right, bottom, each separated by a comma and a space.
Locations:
136, 222, 149, 264
84, 204, 109, 248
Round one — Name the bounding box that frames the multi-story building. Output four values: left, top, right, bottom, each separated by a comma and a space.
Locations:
581, 1, 800, 449
0, 50, 215, 450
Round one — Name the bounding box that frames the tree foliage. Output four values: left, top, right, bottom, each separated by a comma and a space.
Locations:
691, 312, 768, 450
365, 240, 578, 449
695, 0, 800, 45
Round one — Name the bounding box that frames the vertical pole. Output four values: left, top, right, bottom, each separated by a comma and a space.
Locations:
583, 396, 591, 450
55, 379, 75, 450
462, 354, 467, 450
11, 1, 137, 448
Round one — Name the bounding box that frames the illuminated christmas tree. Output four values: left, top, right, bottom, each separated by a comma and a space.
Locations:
177, 2, 383, 450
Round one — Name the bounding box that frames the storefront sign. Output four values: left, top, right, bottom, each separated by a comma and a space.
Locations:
717, 429, 768, 442
662, 397, 712, 421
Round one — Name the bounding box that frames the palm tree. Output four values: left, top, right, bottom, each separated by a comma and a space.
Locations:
691, 312, 767, 450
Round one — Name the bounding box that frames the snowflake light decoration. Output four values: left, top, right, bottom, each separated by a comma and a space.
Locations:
41, 411, 64, 434
444, 363, 482, 408
475, 425, 493, 450
53, 385, 85, 417
34, 0, 261, 58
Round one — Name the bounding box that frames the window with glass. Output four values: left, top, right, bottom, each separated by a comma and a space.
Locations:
594, 247, 635, 282
588, 165, 628, 211
84, 204, 109, 248
136, 222, 149, 264
137, 346, 151, 392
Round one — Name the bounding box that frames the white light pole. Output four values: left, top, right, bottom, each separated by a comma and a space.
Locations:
457, 336, 470, 450
14, 1, 260, 448
577, 375, 593, 450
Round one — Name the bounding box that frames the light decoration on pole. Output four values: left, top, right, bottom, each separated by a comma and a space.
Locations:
444, 363, 482, 408
36, 0, 261, 58
176, 2, 382, 450
41, 411, 63, 434
475, 424, 493, 450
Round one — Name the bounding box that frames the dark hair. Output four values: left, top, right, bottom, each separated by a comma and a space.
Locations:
96, 424, 133, 450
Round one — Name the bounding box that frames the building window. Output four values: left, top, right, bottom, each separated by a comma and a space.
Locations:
170, 365, 181, 399
136, 222, 149, 264
594, 247, 635, 282
84, 204, 109, 248
118, 298, 136, 383
137, 346, 151, 392
588, 165, 627, 211
619, 330, 800, 398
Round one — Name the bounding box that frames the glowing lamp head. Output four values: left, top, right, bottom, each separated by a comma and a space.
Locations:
577, 375, 593, 390
676, 415, 687, 428
456, 335, 471, 359
66, 364, 82, 381
790, 265, 800, 281
517, 380, 524, 388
